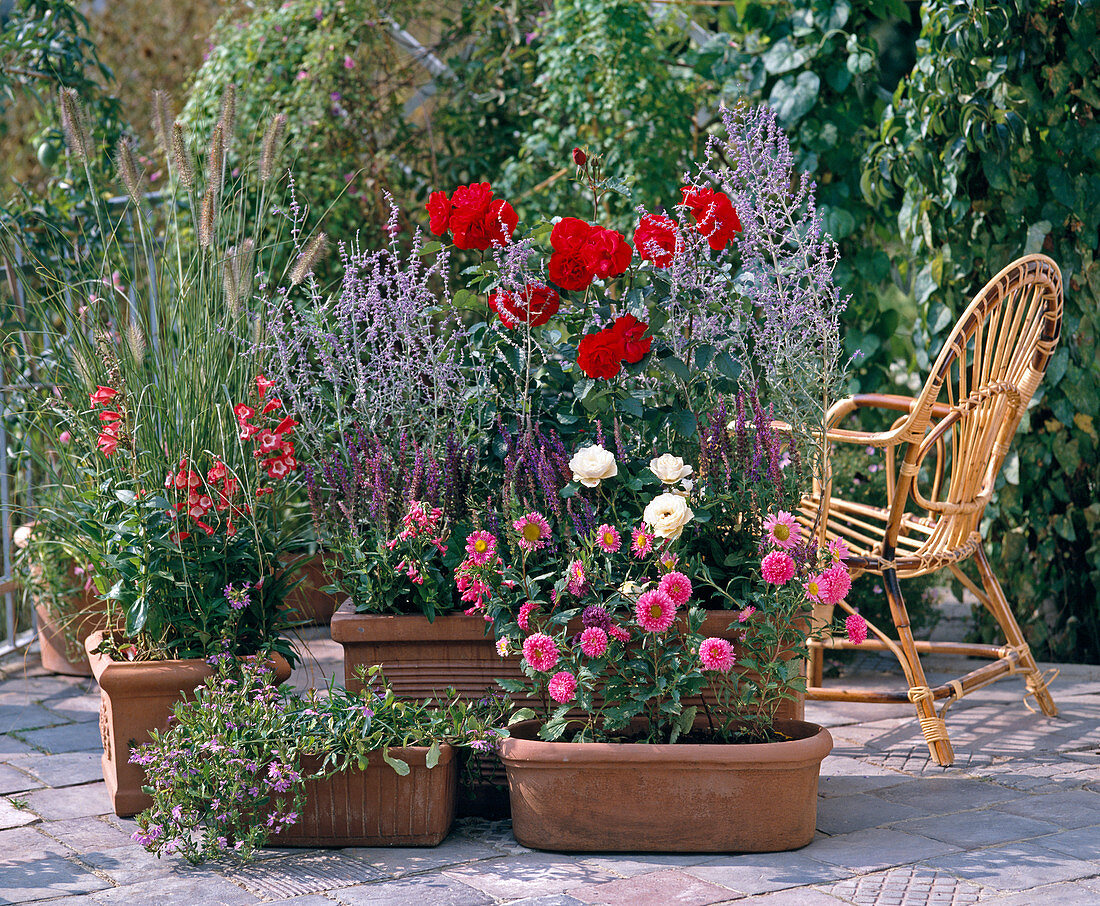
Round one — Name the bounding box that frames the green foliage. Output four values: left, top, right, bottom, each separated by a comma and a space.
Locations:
863, 0, 1100, 661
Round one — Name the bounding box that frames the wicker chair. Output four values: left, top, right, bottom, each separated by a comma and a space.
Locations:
799, 254, 1063, 766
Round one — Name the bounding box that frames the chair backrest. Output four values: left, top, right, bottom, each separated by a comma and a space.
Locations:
886, 254, 1063, 556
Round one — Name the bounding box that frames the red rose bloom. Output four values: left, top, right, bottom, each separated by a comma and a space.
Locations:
582, 227, 633, 279
550, 216, 595, 253
549, 251, 593, 291
489, 283, 561, 329
634, 213, 680, 268
577, 329, 626, 380
611, 314, 651, 364
425, 190, 452, 236
680, 186, 741, 251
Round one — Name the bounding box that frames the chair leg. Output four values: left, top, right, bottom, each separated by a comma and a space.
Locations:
883, 569, 956, 766
973, 546, 1058, 717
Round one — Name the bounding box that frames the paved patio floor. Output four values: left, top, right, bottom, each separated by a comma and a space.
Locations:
1, 626, 1098, 906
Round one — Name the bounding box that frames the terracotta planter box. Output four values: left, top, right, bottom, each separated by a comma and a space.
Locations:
86, 632, 292, 817
501, 718, 832, 853
280, 553, 341, 626
270, 747, 457, 847
36, 601, 107, 677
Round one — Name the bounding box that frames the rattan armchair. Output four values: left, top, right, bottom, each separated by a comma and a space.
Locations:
799, 254, 1063, 766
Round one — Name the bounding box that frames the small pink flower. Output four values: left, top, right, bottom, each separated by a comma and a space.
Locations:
737, 605, 756, 623
513, 512, 551, 552
658, 571, 692, 606
660, 551, 679, 572
579, 627, 608, 658
567, 560, 587, 596
517, 601, 539, 632
846, 612, 868, 645
827, 537, 850, 562
635, 589, 676, 633
819, 564, 852, 605
496, 637, 511, 657
464, 531, 496, 566
761, 550, 795, 585
343, 55, 355, 69
803, 572, 825, 602
699, 637, 736, 672
522, 633, 559, 672
631, 527, 653, 558
595, 523, 621, 553
548, 671, 576, 703
763, 511, 801, 550
608, 624, 631, 643
58, 430, 71, 444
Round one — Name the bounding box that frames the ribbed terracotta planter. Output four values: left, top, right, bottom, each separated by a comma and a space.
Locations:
86, 632, 292, 817
501, 718, 831, 853
270, 747, 457, 847
36, 601, 106, 677
281, 553, 341, 625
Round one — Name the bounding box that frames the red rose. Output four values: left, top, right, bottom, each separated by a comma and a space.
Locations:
610, 314, 651, 364
549, 250, 593, 291
551, 216, 596, 253
489, 283, 561, 328
577, 329, 625, 380
483, 198, 518, 247
634, 213, 680, 268
680, 186, 741, 251
425, 190, 452, 236
573, 147, 587, 167
582, 227, 633, 280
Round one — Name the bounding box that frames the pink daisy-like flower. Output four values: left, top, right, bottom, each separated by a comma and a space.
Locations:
761, 550, 796, 585
763, 511, 801, 550
631, 527, 654, 558
496, 637, 511, 657
737, 605, 756, 623
579, 626, 609, 658
465, 531, 497, 566
567, 560, 587, 596
522, 633, 559, 672
819, 564, 852, 605
846, 612, 868, 645
699, 637, 736, 672
827, 537, 850, 562
595, 523, 621, 554
608, 624, 631, 643
635, 589, 677, 633
517, 601, 539, 632
803, 572, 826, 602
660, 551, 679, 572
513, 512, 551, 552
658, 571, 692, 606
548, 670, 577, 703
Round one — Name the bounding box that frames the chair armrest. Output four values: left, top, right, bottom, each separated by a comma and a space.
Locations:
822, 394, 918, 449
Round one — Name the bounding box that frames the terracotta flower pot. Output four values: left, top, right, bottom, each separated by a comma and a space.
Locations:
280, 553, 342, 625
270, 747, 457, 847
36, 600, 107, 677
85, 632, 292, 817
500, 718, 832, 853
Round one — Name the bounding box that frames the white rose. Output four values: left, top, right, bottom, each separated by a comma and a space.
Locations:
643, 492, 694, 540
569, 444, 617, 488
649, 453, 693, 485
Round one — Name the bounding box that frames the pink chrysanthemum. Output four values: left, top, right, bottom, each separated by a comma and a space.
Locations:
595, 523, 622, 554
522, 633, 559, 672
819, 564, 852, 605
631, 527, 654, 559
846, 612, 868, 645
827, 537, 850, 562
513, 512, 551, 552
579, 626, 609, 658
608, 624, 631, 643
567, 560, 587, 596
658, 571, 692, 606
699, 637, 736, 672
737, 605, 756, 623
635, 589, 677, 633
803, 572, 826, 602
763, 511, 801, 550
464, 531, 497, 566
761, 550, 795, 585
517, 601, 539, 632
548, 670, 577, 704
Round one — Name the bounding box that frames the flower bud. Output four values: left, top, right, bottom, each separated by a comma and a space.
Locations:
572, 147, 587, 167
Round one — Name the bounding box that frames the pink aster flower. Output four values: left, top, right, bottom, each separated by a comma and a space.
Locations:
567, 560, 587, 596
827, 537, 850, 562
548, 671, 577, 704
763, 511, 801, 550
846, 612, 869, 645
495, 637, 511, 657
658, 571, 692, 606
635, 589, 677, 633
608, 624, 631, 643
522, 633, 559, 672
517, 601, 539, 632
464, 531, 497, 566
579, 626, 609, 658
660, 551, 679, 572
513, 512, 551, 552
595, 523, 621, 553
631, 527, 654, 558
803, 572, 826, 602
737, 605, 756, 623
699, 637, 736, 672
819, 564, 852, 605
761, 550, 796, 585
